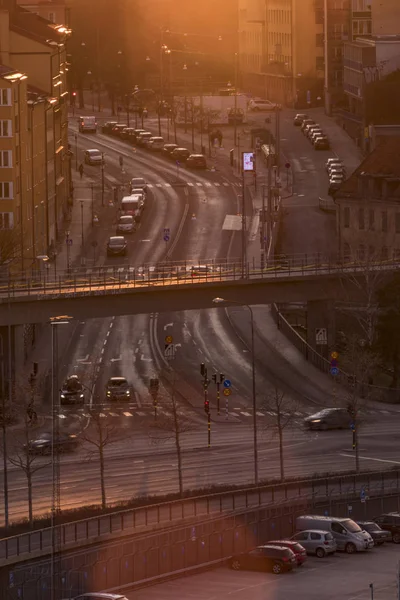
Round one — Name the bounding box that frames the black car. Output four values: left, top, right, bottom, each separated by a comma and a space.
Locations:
171, 147, 191, 163
372, 513, 400, 543
111, 124, 128, 137
120, 127, 135, 140
105, 377, 131, 401
293, 113, 308, 126
356, 521, 391, 545
102, 121, 118, 134
129, 129, 146, 144
186, 154, 207, 169
25, 432, 79, 455
162, 143, 178, 158
230, 545, 296, 575
107, 236, 127, 257
60, 375, 85, 405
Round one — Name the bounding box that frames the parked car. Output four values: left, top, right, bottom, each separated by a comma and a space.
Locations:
230, 545, 296, 574
120, 127, 135, 140
102, 121, 118, 134
116, 215, 135, 234
296, 516, 374, 553
171, 147, 191, 162
72, 594, 129, 600
84, 149, 103, 165
301, 119, 316, 132
248, 98, 277, 111
129, 129, 146, 144
111, 124, 128, 136
306, 125, 322, 139
372, 513, 400, 543
186, 154, 207, 169
314, 136, 330, 150
106, 236, 127, 257
268, 540, 307, 566
328, 181, 342, 196
326, 157, 344, 172
147, 136, 164, 151
136, 131, 153, 146
356, 521, 391, 545
25, 432, 79, 455
163, 143, 178, 158
328, 163, 346, 175
129, 177, 147, 193
304, 407, 351, 430
105, 377, 131, 401
293, 113, 308, 126
310, 129, 325, 142
291, 530, 337, 557
329, 167, 345, 179
228, 107, 244, 124
60, 375, 85, 405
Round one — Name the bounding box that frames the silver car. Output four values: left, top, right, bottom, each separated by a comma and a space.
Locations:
291, 530, 337, 558
304, 407, 351, 430
116, 215, 135, 234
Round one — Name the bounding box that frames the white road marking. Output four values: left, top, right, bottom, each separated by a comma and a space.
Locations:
240, 412, 251, 417
123, 411, 133, 417
205, 182, 212, 187
140, 355, 152, 361
156, 183, 163, 187
101, 348, 105, 354
110, 356, 121, 362
164, 322, 173, 330
135, 348, 139, 354
136, 411, 146, 416
196, 182, 203, 187
256, 411, 265, 417
147, 183, 153, 188
223, 182, 230, 186
339, 453, 400, 465
109, 412, 118, 417
77, 355, 90, 362
188, 182, 194, 186
215, 182, 220, 186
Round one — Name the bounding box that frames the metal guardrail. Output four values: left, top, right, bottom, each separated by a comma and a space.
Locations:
1, 469, 399, 564
1, 254, 400, 302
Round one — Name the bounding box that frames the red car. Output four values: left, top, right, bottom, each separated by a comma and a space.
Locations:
268, 540, 307, 566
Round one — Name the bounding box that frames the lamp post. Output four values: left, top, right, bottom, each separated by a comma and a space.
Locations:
212, 298, 258, 486
183, 63, 188, 133
80, 200, 84, 249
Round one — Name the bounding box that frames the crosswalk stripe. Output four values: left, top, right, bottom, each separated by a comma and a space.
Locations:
156, 183, 163, 187
205, 182, 212, 187
215, 183, 221, 186
196, 183, 203, 187
240, 411, 251, 417
164, 183, 171, 187
223, 182, 229, 187
123, 411, 133, 417
295, 411, 302, 416
109, 412, 118, 417
256, 411, 265, 417
137, 411, 146, 416
188, 182, 194, 186
117, 267, 124, 272
147, 183, 154, 188
99, 413, 107, 418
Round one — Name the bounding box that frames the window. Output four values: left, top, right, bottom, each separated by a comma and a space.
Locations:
48, 12, 55, 22
310, 532, 321, 540
0, 213, 11, 229
344, 242, 351, 260
0, 120, 11, 137
0, 89, 11, 106
0, 151, 12, 168
316, 56, 324, 71
368, 209, 374, 230
396, 213, 400, 234
358, 207, 364, 230
344, 206, 350, 228
0, 182, 13, 199
331, 522, 346, 534
382, 210, 388, 232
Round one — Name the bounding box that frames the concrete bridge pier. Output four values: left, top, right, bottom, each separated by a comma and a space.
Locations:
306, 300, 336, 359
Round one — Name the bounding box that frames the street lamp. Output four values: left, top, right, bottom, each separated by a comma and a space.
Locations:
212, 298, 259, 486
183, 63, 188, 133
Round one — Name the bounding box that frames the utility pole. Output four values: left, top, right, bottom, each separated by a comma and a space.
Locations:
101, 152, 105, 206
241, 153, 247, 278
200, 363, 211, 448
275, 106, 281, 175
212, 372, 224, 416
234, 52, 238, 147
149, 377, 159, 420
91, 184, 94, 227
191, 97, 195, 151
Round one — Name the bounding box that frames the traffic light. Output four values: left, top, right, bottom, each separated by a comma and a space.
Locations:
204, 399, 209, 413
119, 156, 123, 168
219, 373, 225, 383
212, 374, 217, 383
149, 378, 159, 406
352, 426, 356, 450
200, 363, 206, 376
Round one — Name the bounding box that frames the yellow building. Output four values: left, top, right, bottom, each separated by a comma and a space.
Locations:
239, 0, 324, 105
0, 2, 71, 259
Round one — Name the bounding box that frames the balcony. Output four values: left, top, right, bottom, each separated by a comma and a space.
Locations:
343, 58, 363, 71
343, 82, 362, 97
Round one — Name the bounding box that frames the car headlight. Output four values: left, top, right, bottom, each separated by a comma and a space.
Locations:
79, 394, 84, 399
126, 390, 130, 395
311, 419, 321, 423
107, 391, 111, 396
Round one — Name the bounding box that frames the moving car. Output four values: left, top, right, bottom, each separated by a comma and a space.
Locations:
105, 377, 131, 401
248, 98, 277, 111
102, 121, 118, 134
84, 149, 103, 165
130, 177, 147, 193
291, 530, 337, 557
162, 143, 178, 158
121, 194, 144, 221
372, 513, 400, 543
78, 116, 97, 133
186, 154, 207, 169
111, 124, 128, 136
293, 113, 308, 126
25, 432, 78, 455
171, 147, 191, 162
296, 516, 374, 553
230, 545, 296, 574
329, 167, 345, 179
116, 215, 135, 234
306, 125, 322, 139
356, 521, 391, 545
106, 236, 127, 257
60, 375, 85, 405
328, 181, 342, 196
268, 540, 307, 566
147, 136, 164, 151
304, 407, 351, 430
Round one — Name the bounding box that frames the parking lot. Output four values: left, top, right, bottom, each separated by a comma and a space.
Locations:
129, 544, 400, 600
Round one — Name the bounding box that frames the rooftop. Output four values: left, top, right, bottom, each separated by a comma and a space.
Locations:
6, 3, 68, 44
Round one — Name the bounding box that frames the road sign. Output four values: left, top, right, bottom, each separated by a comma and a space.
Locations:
165, 335, 173, 344
66, 238, 73, 246
315, 328, 327, 345
350, 422, 355, 431
331, 351, 339, 359
330, 366, 339, 376
223, 388, 231, 397
163, 234, 170, 242
223, 379, 231, 388
164, 343, 175, 359
360, 488, 366, 503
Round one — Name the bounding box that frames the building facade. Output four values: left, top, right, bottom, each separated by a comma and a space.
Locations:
335, 137, 400, 261
372, 0, 400, 35
16, 0, 67, 24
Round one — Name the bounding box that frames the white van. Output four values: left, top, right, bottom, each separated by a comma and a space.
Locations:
78, 116, 97, 133
296, 516, 373, 553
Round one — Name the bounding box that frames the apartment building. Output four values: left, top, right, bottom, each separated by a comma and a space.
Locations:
372, 0, 400, 35
16, 0, 67, 24
336, 137, 400, 261
0, 0, 71, 258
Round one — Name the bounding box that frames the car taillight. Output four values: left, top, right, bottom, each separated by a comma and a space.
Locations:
282, 556, 288, 562
324, 541, 330, 545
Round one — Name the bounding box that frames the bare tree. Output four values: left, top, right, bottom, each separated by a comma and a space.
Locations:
0, 227, 21, 271
261, 386, 299, 482
148, 370, 194, 497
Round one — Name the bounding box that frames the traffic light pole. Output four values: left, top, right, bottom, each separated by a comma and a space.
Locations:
212, 373, 224, 416
200, 363, 211, 447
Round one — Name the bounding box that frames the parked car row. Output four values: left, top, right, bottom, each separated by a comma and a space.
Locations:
326, 156, 347, 195
101, 121, 207, 168
294, 114, 331, 150
230, 513, 396, 576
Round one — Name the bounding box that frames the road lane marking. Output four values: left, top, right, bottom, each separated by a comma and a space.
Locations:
123, 411, 133, 417
339, 453, 400, 465
77, 355, 90, 362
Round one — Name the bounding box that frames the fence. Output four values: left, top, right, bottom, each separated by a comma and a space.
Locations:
2, 468, 400, 564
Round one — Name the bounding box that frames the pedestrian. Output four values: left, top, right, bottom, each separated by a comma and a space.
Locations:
79, 163, 84, 179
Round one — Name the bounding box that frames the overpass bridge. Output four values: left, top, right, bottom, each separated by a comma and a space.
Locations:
0, 254, 397, 327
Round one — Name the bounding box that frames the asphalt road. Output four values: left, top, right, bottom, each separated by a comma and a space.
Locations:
129, 543, 400, 600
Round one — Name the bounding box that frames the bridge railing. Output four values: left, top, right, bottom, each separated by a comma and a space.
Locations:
1, 254, 399, 300
1, 468, 399, 563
